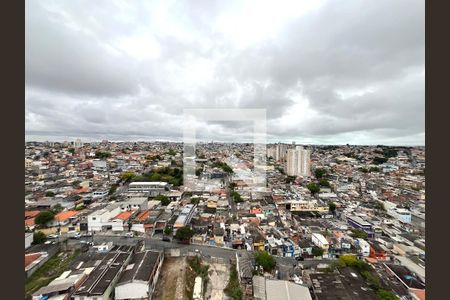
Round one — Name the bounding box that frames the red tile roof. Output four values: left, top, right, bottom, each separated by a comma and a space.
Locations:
112, 211, 133, 221
25, 218, 35, 227
25, 211, 40, 219
25, 253, 42, 268
135, 210, 150, 222
54, 211, 78, 222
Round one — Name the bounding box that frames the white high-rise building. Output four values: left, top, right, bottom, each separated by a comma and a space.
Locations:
275, 143, 288, 162
286, 146, 311, 177
74, 138, 83, 148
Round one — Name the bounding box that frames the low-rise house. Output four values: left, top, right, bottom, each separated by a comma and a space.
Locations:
115, 250, 164, 300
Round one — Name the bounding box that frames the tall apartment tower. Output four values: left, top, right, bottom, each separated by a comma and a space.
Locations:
275, 143, 288, 162
286, 146, 311, 177
74, 138, 83, 148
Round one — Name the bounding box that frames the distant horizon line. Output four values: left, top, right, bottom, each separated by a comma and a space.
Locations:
25, 139, 424, 148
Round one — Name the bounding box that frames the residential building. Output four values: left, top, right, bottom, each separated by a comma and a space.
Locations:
286, 146, 311, 177
115, 250, 164, 300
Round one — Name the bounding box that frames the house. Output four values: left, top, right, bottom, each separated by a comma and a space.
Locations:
311, 233, 329, 251
253, 276, 312, 300
347, 215, 374, 238
213, 226, 225, 247
87, 204, 121, 232
73, 249, 132, 300
48, 210, 78, 227
32, 272, 86, 300
115, 250, 164, 300
369, 242, 388, 261
298, 239, 313, 256
236, 250, 254, 284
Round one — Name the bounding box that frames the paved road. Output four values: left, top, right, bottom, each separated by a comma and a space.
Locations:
75, 234, 332, 269
143, 238, 333, 268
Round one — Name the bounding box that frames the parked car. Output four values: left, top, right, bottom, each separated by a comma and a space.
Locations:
125, 232, 134, 238
47, 234, 59, 239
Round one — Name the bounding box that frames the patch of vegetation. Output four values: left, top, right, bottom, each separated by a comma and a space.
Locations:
108, 184, 118, 195
319, 179, 330, 187
175, 226, 194, 241
285, 175, 296, 184
312, 246, 324, 257
132, 167, 183, 186
224, 264, 242, 300
190, 197, 200, 205
370, 166, 380, 172
120, 171, 136, 182
231, 191, 243, 203
32, 231, 46, 244
372, 156, 388, 165
167, 149, 177, 156
95, 151, 111, 159
45, 191, 55, 197
254, 251, 276, 272
164, 225, 173, 236
350, 229, 368, 239
329, 202, 336, 214
315, 168, 327, 179
307, 183, 320, 195
25, 250, 80, 298
155, 195, 171, 206
35, 210, 55, 225
377, 289, 398, 300
212, 161, 233, 173
187, 256, 209, 297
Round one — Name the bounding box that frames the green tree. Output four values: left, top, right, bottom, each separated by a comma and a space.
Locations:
155, 195, 171, 206
108, 184, 118, 195
370, 166, 380, 172
68, 148, 75, 154
35, 211, 55, 225
254, 251, 276, 272
307, 183, 320, 195
164, 226, 173, 236
351, 229, 368, 239
45, 191, 55, 197
315, 168, 327, 179
167, 149, 177, 156
95, 151, 111, 159
285, 176, 296, 184
377, 289, 398, 300
224, 265, 242, 300
372, 156, 388, 165
329, 202, 336, 214
231, 191, 243, 203
319, 179, 330, 187
72, 180, 81, 188
120, 171, 135, 182
191, 197, 200, 205
51, 204, 63, 214
175, 226, 194, 241
312, 246, 324, 257
32, 231, 47, 244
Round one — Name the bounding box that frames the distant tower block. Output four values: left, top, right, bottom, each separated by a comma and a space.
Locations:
74, 138, 83, 148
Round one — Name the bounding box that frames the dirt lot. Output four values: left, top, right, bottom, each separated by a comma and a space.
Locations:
205, 262, 230, 300
153, 257, 187, 300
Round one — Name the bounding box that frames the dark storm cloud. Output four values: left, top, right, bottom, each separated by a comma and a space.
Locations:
25, 0, 424, 145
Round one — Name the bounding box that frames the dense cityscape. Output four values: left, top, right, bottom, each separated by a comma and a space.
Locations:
25, 140, 425, 300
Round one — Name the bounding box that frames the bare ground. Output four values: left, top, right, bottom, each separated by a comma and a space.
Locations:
205, 262, 230, 300
153, 257, 187, 300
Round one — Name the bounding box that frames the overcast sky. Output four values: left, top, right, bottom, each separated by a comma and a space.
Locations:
25, 0, 424, 145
